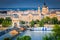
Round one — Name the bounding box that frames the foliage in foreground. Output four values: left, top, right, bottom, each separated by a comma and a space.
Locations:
43, 35, 60, 40
43, 24, 60, 40
17, 36, 31, 40
4, 37, 11, 40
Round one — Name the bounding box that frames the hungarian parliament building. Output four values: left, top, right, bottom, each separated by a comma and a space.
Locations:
0, 3, 60, 27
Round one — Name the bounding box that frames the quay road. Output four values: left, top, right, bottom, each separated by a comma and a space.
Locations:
0, 27, 20, 37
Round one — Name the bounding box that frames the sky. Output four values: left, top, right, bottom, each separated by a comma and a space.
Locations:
0, 0, 60, 8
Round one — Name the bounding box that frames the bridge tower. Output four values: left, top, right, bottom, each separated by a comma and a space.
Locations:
11, 13, 20, 28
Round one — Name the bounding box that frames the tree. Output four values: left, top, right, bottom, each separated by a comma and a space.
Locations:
52, 24, 60, 39
23, 36, 31, 40
2, 20, 12, 27
0, 18, 4, 24
43, 35, 51, 40
5, 17, 12, 21
43, 24, 60, 40
39, 19, 44, 27
4, 37, 11, 40
20, 21, 25, 24
30, 20, 35, 27
17, 36, 31, 40
43, 34, 56, 40
35, 20, 40, 24
17, 36, 21, 40
58, 21, 60, 24
44, 16, 51, 24
51, 17, 58, 24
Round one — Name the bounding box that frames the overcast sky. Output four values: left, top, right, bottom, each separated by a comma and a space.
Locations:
0, 0, 60, 8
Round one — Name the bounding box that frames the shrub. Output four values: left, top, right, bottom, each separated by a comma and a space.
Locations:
4, 37, 11, 40
17, 36, 31, 40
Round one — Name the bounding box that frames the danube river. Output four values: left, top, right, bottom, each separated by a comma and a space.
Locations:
0, 30, 53, 40
13, 30, 53, 40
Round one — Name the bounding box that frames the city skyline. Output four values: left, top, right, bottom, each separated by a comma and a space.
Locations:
0, 0, 60, 8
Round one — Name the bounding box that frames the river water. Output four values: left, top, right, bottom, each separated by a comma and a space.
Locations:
13, 30, 53, 40
0, 30, 53, 40
22, 30, 52, 40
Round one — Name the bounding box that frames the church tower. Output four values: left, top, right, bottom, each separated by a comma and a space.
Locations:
42, 0, 49, 15
38, 5, 40, 14
37, 5, 41, 20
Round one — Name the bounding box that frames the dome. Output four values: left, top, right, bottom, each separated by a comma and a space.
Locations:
43, 2, 48, 8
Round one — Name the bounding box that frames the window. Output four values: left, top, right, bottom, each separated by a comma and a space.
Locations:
13, 14, 19, 18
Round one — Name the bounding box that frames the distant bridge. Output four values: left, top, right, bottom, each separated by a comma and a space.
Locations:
0, 27, 21, 37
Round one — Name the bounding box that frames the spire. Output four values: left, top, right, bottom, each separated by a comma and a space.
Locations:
38, 5, 40, 14
38, 5, 40, 10
44, 0, 46, 5
44, 2, 46, 6
43, 0, 47, 8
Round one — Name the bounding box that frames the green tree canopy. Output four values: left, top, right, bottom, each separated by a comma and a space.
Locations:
2, 20, 12, 27
20, 21, 25, 24
0, 18, 4, 24
30, 20, 35, 27
44, 16, 51, 24
43, 24, 60, 40
51, 17, 58, 24
39, 19, 44, 27
58, 21, 60, 24
17, 36, 31, 40
52, 24, 60, 37
5, 17, 12, 21
35, 20, 40, 24
4, 37, 11, 40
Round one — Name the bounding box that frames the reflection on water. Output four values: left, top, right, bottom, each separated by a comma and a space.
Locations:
23, 30, 53, 40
